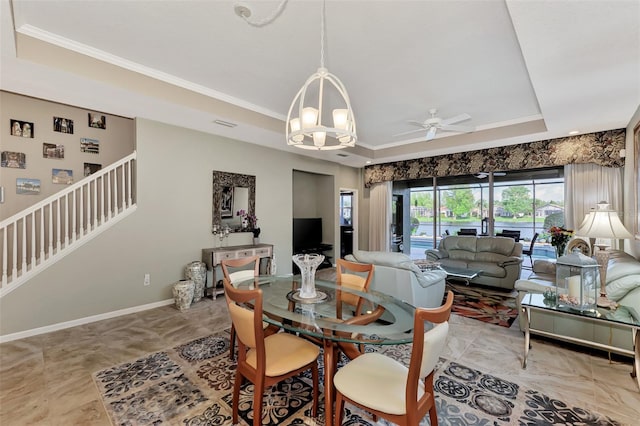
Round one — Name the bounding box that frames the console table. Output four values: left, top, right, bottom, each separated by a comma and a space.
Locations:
521, 293, 639, 391
201, 243, 273, 299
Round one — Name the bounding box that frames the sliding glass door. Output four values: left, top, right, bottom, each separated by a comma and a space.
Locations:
404, 167, 564, 260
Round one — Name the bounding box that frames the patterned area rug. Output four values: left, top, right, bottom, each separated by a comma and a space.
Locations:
446, 283, 519, 328
93, 331, 622, 425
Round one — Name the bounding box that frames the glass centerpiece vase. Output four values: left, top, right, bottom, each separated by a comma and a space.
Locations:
292, 253, 325, 300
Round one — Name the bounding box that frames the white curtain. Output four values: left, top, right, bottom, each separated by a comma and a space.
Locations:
564, 163, 624, 247
368, 181, 392, 251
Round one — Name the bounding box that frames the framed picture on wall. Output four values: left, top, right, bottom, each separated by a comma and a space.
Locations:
10, 119, 34, 138
84, 162, 101, 176
43, 143, 65, 159
16, 178, 41, 195
53, 116, 74, 134
1, 151, 26, 168
52, 168, 73, 185
80, 137, 99, 154
88, 113, 106, 129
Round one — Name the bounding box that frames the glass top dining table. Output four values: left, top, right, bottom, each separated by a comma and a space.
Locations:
233, 274, 421, 425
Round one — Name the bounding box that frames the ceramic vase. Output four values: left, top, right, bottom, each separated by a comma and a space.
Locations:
185, 261, 207, 303
173, 280, 195, 311
292, 253, 324, 298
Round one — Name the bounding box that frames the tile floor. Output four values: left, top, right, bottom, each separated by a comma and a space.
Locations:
1, 296, 638, 425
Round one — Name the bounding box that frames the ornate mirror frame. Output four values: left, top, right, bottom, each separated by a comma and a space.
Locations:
212, 170, 256, 232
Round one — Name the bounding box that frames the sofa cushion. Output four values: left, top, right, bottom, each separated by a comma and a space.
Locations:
441, 236, 477, 254
467, 261, 507, 278
476, 236, 520, 256
607, 275, 640, 301
605, 250, 640, 283
348, 250, 412, 269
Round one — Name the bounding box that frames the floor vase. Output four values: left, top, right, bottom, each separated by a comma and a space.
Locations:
185, 261, 207, 302
173, 280, 195, 311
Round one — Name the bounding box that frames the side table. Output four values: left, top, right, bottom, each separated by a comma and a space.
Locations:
521, 293, 639, 391
201, 244, 273, 299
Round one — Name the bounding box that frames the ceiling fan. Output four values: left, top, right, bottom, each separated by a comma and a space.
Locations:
394, 108, 474, 141
475, 172, 506, 179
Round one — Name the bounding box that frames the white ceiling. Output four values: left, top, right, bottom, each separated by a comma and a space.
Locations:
2, 0, 639, 168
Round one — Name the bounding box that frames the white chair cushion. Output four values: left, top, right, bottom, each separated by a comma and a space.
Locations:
246, 333, 319, 377
333, 352, 424, 415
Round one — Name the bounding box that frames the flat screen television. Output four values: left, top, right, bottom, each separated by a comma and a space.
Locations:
293, 218, 323, 251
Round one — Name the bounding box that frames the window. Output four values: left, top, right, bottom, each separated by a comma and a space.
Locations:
405, 167, 564, 259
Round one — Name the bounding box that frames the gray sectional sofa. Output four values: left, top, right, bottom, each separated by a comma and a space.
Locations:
425, 236, 523, 290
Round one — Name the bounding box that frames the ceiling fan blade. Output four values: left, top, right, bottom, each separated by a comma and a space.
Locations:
407, 120, 428, 127
425, 127, 437, 141
441, 113, 471, 125
393, 128, 427, 137
440, 124, 474, 132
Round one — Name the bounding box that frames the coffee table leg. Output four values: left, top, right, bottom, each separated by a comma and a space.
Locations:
522, 306, 530, 369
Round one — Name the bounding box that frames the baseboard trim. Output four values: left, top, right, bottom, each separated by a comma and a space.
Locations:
0, 298, 174, 343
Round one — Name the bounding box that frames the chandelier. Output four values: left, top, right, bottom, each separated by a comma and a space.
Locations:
235, 0, 356, 150
286, 1, 357, 150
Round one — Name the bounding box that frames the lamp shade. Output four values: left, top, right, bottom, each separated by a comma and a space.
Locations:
574, 201, 633, 239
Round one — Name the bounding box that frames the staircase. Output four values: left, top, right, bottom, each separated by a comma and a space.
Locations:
0, 152, 137, 297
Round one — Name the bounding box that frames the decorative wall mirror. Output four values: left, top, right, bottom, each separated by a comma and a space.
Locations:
212, 170, 256, 232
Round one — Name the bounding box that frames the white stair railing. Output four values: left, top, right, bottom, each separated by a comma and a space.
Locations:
0, 152, 137, 297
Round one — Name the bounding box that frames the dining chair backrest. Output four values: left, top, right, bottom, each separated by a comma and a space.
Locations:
457, 228, 477, 236
409, 291, 454, 385
221, 256, 260, 285
336, 258, 375, 318
524, 233, 538, 254
497, 229, 521, 241
223, 278, 265, 359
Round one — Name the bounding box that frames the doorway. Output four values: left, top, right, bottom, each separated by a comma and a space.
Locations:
339, 190, 357, 258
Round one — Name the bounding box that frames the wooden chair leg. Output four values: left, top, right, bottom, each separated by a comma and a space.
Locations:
253, 378, 265, 426
230, 326, 236, 358
232, 372, 242, 424
334, 392, 344, 426
428, 402, 438, 426
312, 363, 319, 417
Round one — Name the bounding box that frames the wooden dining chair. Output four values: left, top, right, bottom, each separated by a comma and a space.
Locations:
333, 291, 454, 426
335, 258, 375, 320
223, 278, 320, 426
221, 256, 274, 360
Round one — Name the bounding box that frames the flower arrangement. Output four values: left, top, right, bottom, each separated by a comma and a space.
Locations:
549, 226, 573, 257
236, 209, 260, 237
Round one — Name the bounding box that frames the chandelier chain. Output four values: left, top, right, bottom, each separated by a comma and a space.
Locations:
320, 0, 326, 68
236, 0, 289, 28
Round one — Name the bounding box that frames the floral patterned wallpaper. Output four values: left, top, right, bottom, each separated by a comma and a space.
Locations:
364, 129, 625, 187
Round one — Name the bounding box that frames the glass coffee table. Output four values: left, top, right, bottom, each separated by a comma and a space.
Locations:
521, 293, 639, 391
439, 265, 482, 285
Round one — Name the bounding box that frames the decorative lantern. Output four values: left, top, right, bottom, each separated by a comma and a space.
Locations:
555, 250, 599, 312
